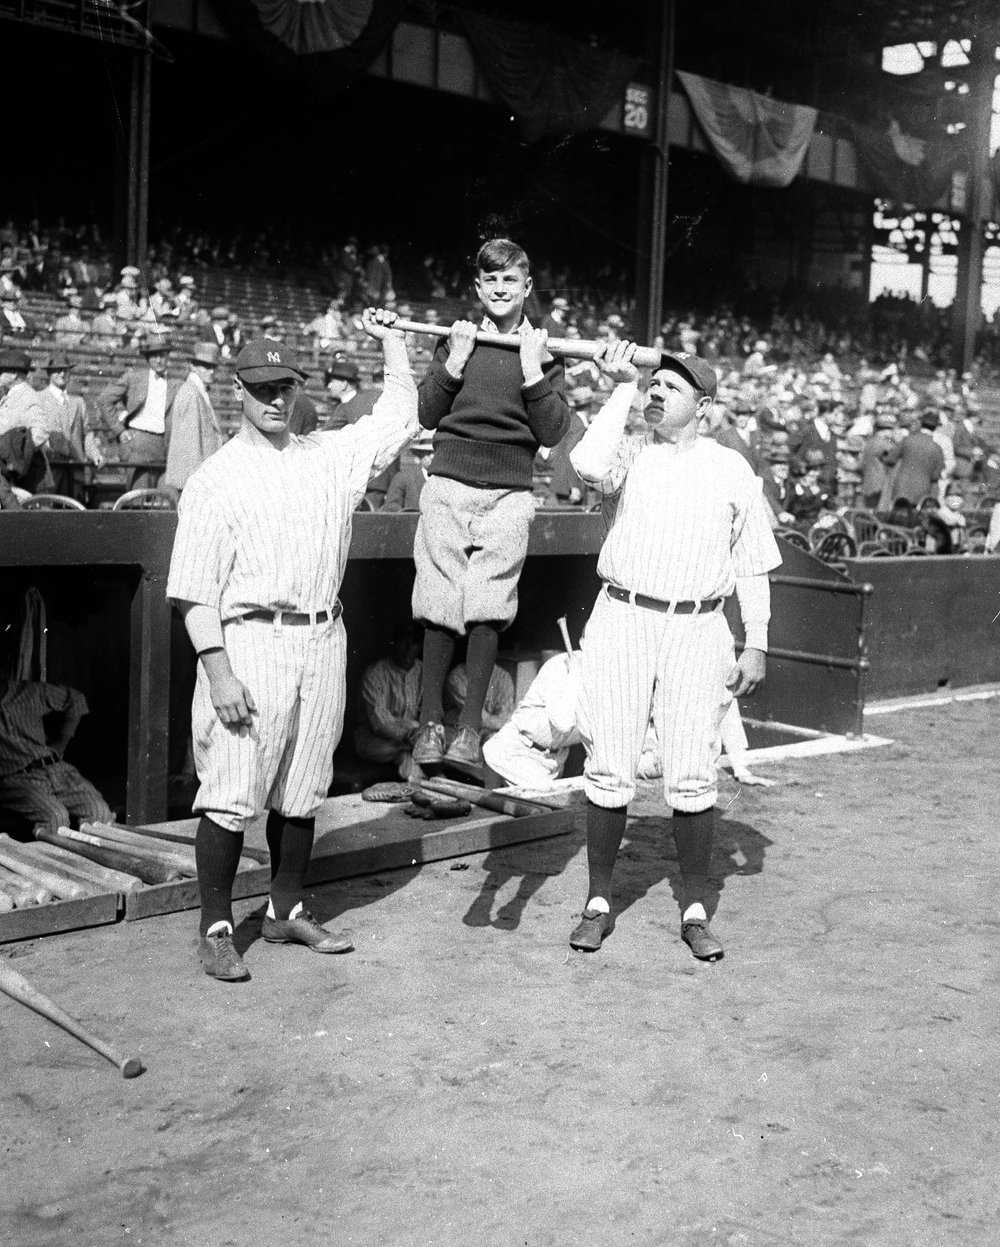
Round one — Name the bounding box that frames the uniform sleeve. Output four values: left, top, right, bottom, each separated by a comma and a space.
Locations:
730, 467, 783, 579
166, 478, 236, 610
336, 337, 419, 505
570, 382, 639, 494
39, 683, 87, 715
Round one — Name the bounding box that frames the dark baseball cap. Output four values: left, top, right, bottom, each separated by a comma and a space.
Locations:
233, 337, 308, 384
657, 351, 718, 400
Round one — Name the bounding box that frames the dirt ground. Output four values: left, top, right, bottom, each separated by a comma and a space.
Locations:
1, 694, 996, 1247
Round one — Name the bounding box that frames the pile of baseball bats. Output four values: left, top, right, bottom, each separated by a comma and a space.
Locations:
0, 823, 264, 911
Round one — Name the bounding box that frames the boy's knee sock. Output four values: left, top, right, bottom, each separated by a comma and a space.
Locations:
672, 807, 715, 913
268, 815, 315, 920
458, 623, 500, 730
196, 815, 244, 935
421, 626, 456, 724
585, 800, 628, 909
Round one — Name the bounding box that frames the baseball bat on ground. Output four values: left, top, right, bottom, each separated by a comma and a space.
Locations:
391, 318, 661, 369
0, 837, 93, 901
417, 776, 552, 819
0, 839, 107, 899
123, 824, 270, 866
0, 864, 50, 906
0, 959, 143, 1079
33, 840, 144, 894
83, 822, 260, 873
40, 828, 183, 886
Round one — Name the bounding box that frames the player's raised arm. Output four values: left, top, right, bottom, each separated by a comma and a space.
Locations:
570, 340, 640, 491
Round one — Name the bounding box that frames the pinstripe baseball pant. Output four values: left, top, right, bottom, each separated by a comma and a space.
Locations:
192, 615, 347, 834
578, 586, 734, 812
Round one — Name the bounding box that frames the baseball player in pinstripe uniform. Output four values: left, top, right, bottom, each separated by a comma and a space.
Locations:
567, 341, 781, 960
167, 310, 418, 981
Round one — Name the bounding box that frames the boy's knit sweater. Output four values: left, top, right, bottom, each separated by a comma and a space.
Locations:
417, 330, 570, 490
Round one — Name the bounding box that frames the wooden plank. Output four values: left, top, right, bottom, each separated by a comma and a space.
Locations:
127, 571, 171, 825
0, 892, 121, 944
123, 793, 578, 922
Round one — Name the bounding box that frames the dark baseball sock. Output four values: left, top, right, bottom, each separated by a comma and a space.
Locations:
420, 625, 456, 725
268, 814, 315, 920
458, 623, 500, 730
672, 807, 715, 914
585, 800, 628, 909
196, 815, 244, 936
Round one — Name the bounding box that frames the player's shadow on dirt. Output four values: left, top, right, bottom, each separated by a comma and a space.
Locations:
614, 814, 773, 922
461, 824, 586, 931
231, 867, 424, 955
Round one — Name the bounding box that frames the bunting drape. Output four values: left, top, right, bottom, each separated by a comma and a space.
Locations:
677, 71, 817, 188
206, 0, 404, 94
460, 14, 637, 143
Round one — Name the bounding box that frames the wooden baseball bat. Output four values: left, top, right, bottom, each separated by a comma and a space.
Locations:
392, 318, 661, 369
0, 889, 13, 913
417, 776, 551, 819
556, 616, 574, 658
0, 864, 50, 906
0, 959, 143, 1079
72, 824, 197, 877
123, 824, 270, 866
84, 822, 260, 873
0, 838, 92, 901
33, 839, 144, 894
44, 828, 182, 886
0, 839, 106, 899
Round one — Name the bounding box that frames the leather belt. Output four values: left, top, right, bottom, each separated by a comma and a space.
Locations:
605, 583, 724, 615
238, 603, 342, 626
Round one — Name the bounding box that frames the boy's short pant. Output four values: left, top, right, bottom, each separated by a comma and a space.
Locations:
412, 475, 535, 635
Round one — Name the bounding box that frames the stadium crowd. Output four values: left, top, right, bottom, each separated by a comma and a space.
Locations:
2, 215, 1000, 559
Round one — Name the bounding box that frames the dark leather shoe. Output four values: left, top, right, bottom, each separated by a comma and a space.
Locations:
569, 907, 614, 951
412, 722, 446, 767
681, 920, 724, 961
443, 725, 483, 780
198, 930, 250, 981
262, 911, 354, 954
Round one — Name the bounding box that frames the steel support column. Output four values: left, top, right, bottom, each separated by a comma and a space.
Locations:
951, 35, 993, 373
636, 0, 675, 343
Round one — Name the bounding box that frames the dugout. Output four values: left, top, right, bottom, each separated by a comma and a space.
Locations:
0, 514, 874, 826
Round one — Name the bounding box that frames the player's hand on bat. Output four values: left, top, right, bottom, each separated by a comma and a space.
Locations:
362, 307, 402, 340
593, 340, 640, 384
726, 647, 766, 698
518, 323, 549, 384
445, 318, 478, 376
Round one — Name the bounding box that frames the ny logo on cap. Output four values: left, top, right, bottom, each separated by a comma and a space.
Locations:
267, 352, 281, 363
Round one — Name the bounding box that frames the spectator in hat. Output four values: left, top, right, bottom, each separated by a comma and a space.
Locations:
362, 243, 393, 307
88, 293, 124, 347
382, 435, 433, 512
541, 295, 571, 338
879, 409, 945, 511
52, 290, 87, 347
324, 354, 375, 426
304, 298, 348, 355
36, 354, 91, 495
225, 310, 244, 355
712, 391, 781, 515
788, 401, 838, 499
96, 328, 180, 489
149, 276, 177, 322
787, 449, 832, 526
0, 347, 47, 442
164, 342, 224, 496
174, 275, 200, 322
858, 410, 900, 510
113, 266, 143, 323
199, 305, 231, 356
0, 286, 37, 338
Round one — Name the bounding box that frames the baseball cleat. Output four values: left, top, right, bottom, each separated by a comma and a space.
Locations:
412, 721, 447, 767
262, 911, 354, 953
681, 920, 724, 961
442, 725, 484, 781
198, 930, 251, 981
569, 908, 614, 952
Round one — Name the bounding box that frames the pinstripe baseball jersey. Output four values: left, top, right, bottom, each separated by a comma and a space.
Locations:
571, 381, 781, 601
167, 367, 418, 616
358, 657, 423, 743
0, 682, 86, 776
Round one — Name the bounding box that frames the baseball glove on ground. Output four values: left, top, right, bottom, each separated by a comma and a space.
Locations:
361, 781, 414, 803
